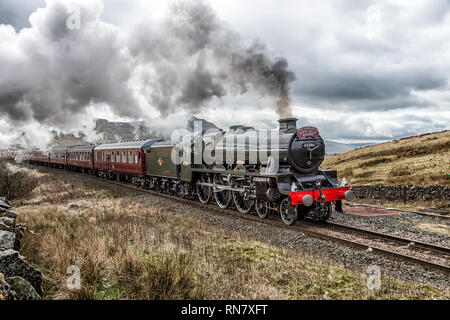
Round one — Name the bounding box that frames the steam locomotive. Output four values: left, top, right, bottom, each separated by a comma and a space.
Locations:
25, 118, 353, 225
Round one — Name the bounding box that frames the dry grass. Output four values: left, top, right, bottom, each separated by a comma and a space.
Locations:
322, 130, 450, 186
413, 223, 450, 236
14, 170, 450, 300
0, 160, 38, 200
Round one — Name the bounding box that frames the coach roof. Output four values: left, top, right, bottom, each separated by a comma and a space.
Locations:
67, 145, 96, 152
94, 138, 164, 151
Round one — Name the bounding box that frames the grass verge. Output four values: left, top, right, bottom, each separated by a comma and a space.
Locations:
14, 170, 450, 300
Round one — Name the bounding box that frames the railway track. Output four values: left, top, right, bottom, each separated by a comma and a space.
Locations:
39, 166, 450, 274
343, 203, 450, 219
320, 221, 450, 273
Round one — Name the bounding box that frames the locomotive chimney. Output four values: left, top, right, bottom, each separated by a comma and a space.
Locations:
278, 118, 298, 132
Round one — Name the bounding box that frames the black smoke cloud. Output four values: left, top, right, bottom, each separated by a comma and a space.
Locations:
231, 43, 296, 117
0, 0, 296, 127
129, 0, 296, 117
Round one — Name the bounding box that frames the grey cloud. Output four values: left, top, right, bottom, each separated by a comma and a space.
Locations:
0, 0, 44, 30
295, 70, 446, 103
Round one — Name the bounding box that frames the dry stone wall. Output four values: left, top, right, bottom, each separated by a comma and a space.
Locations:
352, 185, 450, 202
0, 197, 42, 300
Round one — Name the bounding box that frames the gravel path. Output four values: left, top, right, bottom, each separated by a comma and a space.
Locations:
36, 167, 450, 290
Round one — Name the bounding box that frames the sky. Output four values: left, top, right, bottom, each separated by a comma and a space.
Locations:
0, 0, 449, 148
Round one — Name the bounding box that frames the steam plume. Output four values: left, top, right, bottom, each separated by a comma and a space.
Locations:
0, 0, 296, 148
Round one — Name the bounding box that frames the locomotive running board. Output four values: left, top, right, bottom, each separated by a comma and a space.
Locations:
196, 181, 246, 193
191, 168, 277, 178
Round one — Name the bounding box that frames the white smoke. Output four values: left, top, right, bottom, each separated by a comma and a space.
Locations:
0, 0, 296, 150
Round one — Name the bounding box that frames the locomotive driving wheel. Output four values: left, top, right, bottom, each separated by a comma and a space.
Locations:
279, 197, 298, 225
214, 174, 232, 209
232, 177, 254, 214
255, 200, 270, 219
196, 173, 212, 204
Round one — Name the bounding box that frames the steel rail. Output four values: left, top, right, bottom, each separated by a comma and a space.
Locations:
324, 221, 450, 256
344, 202, 450, 219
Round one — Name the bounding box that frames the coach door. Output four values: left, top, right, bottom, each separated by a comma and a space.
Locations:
106, 152, 112, 171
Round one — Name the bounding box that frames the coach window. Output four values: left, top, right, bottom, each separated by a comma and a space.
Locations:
135, 151, 139, 164
129, 151, 133, 164
122, 151, 126, 163
111, 151, 115, 162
